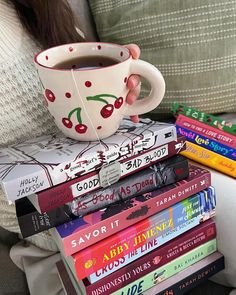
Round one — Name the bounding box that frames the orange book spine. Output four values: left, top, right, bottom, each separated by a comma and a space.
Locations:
181, 142, 236, 178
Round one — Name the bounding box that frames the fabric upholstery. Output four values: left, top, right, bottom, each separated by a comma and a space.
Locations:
88, 0, 236, 118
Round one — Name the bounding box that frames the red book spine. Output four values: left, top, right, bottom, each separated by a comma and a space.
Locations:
60, 167, 211, 254
82, 220, 216, 295
176, 114, 236, 149
69, 189, 215, 279
36, 137, 185, 212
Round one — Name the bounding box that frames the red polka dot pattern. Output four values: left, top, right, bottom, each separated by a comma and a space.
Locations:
65, 92, 71, 98
85, 81, 92, 87
45, 89, 55, 102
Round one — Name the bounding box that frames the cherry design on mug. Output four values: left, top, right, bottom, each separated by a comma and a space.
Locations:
86, 94, 124, 118
62, 107, 87, 134
50, 91, 124, 134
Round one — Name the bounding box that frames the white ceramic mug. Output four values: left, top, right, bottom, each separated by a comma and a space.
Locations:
34, 42, 165, 141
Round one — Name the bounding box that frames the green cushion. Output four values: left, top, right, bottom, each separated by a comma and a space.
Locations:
88, 0, 236, 118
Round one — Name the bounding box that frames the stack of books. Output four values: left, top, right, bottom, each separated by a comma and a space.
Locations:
172, 103, 236, 178
0, 118, 225, 295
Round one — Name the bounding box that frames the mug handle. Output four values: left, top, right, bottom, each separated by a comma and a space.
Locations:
122, 59, 165, 116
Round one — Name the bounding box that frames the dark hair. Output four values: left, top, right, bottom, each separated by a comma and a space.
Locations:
11, 0, 84, 48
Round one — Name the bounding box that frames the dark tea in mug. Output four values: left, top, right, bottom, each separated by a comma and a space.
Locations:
54, 55, 120, 70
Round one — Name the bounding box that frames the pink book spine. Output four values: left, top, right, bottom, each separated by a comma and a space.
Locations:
61, 168, 211, 254
176, 114, 236, 149
83, 220, 216, 295
37, 137, 185, 212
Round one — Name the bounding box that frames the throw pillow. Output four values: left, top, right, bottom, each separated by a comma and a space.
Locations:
88, 0, 236, 119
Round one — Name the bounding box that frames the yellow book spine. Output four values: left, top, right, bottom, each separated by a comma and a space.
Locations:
181, 141, 236, 178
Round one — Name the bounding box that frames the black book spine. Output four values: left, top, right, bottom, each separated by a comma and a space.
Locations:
16, 198, 75, 238
156, 255, 225, 295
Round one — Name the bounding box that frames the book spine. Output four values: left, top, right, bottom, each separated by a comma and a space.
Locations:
181, 141, 236, 178
68, 155, 189, 217
88, 187, 214, 282
17, 155, 188, 238
56, 260, 78, 295
176, 114, 236, 149
57, 168, 211, 255
74, 189, 216, 279
36, 136, 186, 213
66, 124, 177, 178
111, 239, 217, 295
2, 122, 177, 202
156, 254, 225, 295
16, 197, 77, 238
172, 102, 236, 136
83, 220, 216, 294
176, 125, 236, 161
4, 170, 52, 203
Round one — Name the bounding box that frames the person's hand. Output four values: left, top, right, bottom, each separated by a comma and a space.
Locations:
123, 44, 141, 123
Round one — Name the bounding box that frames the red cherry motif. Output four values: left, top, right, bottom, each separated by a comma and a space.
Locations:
114, 97, 123, 109
75, 124, 87, 134
63, 108, 88, 133
100, 104, 114, 118
62, 118, 73, 128
45, 89, 55, 102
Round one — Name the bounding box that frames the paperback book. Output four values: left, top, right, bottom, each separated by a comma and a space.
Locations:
17, 155, 189, 238
61, 187, 216, 279
28, 135, 185, 213
49, 165, 211, 255
181, 141, 236, 178
79, 219, 216, 294
176, 114, 236, 149
0, 118, 177, 201
143, 252, 224, 295
56, 252, 225, 295
111, 239, 217, 295
172, 102, 236, 135
86, 187, 215, 282
61, 155, 189, 217
176, 125, 236, 161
